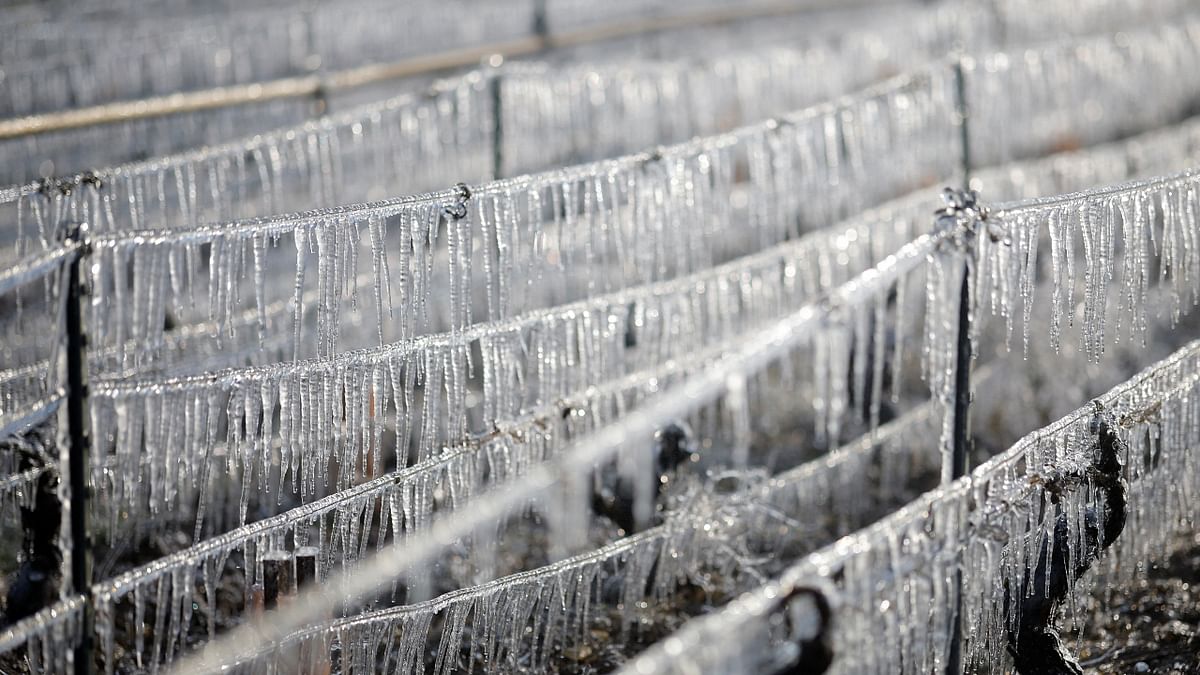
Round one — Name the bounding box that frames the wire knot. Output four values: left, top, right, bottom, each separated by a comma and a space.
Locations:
934, 187, 1006, 250
80, 171, 103, 191
442, 182, 472, 220
36, 176, 73, 198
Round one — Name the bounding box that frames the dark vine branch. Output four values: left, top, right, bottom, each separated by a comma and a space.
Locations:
1006, 402, 1129, 675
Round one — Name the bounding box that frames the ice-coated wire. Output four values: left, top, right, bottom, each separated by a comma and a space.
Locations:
0, 594, 85, 673
0, 264, 340, 418
6, 106, 1197, 389
0, 241, 80, 297
82, 65, 949, 248
0, 74, 493, 258
0, 97, 314, 190
271, 530, 675, 672
0, 394, 65, 444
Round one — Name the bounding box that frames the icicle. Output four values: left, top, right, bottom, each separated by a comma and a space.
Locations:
725, 374, 751, 468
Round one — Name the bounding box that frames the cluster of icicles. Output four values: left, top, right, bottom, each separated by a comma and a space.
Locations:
72, 151, 1200, 667
2, 0, 1191, 123
3, 3, 1200, 675
75, 104, 1200, 545
0, 61, 959, 369
4, 61, 966, 529
625, 336, 1200, 674
0, 0, 526, 119
0, 0, 969, 191
0, 4, 980, 191
173, 164, 1200, 674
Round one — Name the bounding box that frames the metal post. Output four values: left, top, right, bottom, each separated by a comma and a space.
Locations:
953, 58, 971, 194
532, 0, 549, 41
945, 54, 973, 675
950, 273, 972, 479
64, 223, 93, 675
490, 71, 505, 180
303, 6, 329, 117
948, 55, 973, 483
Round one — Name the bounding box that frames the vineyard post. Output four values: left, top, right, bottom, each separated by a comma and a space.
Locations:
533, 0, 549, 42
945, 54, 973, 675
303, 5, 329, 117
491, 68, 505, 180
950, 56, 973, 482
63, 222, 94, 675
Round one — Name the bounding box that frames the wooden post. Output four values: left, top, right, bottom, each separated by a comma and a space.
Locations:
295, 547, 330, 675
261, 550, 296, 611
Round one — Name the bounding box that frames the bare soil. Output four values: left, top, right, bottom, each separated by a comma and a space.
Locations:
1078, 534, 1200, 675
